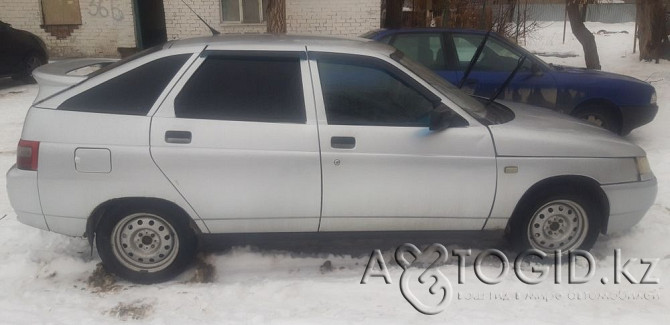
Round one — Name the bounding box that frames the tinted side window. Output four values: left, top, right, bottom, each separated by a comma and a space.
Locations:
59, 54, 189, 115
174, 55, 306, 123
390, 33, 446, 70
317, 56, 434, 127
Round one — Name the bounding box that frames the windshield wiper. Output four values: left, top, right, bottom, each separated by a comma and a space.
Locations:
487, 55, 527, 105
458, 31, 491, 89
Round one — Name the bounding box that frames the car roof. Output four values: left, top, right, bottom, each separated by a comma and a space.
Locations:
166, 34, 395, 54
369, 28, 494, 38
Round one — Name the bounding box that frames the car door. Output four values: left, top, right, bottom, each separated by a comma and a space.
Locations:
448, 32, 558, 109
308, 51, 497, 232
383, 32, 460, 84
150, 50, 322, 233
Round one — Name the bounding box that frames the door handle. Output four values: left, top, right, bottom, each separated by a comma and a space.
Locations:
331, 136, 355, 149
165, 130, 192, 144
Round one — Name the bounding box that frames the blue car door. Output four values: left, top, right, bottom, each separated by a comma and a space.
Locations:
448, 32, 558, 109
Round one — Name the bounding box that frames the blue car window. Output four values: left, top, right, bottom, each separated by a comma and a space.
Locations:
452, 34, 532, 72
390, 33, 446, 70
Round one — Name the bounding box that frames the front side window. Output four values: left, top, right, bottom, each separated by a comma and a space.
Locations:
452, 34, 532, 72
317, 55, 435, 127
59, 54, 189, 115
389, 33, 446, 70
174, 54, 306, 123
221, 0, 268, 23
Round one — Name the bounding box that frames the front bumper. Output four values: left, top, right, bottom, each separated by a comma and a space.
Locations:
601, 177, 657, 234
619, 103, 658, 135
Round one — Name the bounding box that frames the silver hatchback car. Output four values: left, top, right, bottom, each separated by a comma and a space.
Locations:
6, 35, 657, 283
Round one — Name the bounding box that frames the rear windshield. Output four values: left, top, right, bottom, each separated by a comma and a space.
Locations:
86, 45, 164, 79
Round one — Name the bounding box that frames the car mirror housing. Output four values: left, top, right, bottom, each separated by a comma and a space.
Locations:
429, 104, 468, 131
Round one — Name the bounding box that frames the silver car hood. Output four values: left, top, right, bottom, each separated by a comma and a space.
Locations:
488, 101, 645, 158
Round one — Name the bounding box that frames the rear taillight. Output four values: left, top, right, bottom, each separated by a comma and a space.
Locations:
17, 139, 40, 171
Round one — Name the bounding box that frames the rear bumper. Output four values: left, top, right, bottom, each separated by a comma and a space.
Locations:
619, 103, 658, 135
6, 164, 49, 231
601, 177, 657, 234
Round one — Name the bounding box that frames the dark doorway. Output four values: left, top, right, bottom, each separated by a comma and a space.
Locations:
134, 0, 168, 49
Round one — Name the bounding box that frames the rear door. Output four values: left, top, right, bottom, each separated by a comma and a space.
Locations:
150, 51, 322, 233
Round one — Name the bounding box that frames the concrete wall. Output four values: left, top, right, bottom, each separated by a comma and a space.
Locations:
163, 0, 381, 40
1, 0, 382, 58
286, 0, 380, 36
0, 0, 136, 58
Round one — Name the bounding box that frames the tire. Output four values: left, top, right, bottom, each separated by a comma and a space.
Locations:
11, 53, 44, 84
95, 204, 198, 284
507, 188, 602, 255
573, 104, 621, 134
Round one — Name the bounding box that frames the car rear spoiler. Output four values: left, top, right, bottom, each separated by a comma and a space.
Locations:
32, 58, 117, 102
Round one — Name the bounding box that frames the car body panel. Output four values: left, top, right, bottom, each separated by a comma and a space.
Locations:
490, 101, 646, 158
4, 35, 656, 241
150, 53, 322, 233
306, 52, 497, 231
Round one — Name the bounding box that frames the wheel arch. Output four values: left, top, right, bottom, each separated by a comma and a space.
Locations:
506, 175, 610, 235
571, 98, 622, 126
85, 197, 203, 247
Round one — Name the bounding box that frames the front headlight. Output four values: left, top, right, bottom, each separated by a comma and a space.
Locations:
635, 156, 653, 181
650, 91, 657, 105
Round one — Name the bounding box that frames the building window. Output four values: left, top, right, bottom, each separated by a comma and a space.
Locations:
221, 0, 268, 23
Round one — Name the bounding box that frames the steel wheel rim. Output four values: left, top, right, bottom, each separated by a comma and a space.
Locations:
584, 114, 604, 127
527, 200, 588, 252
111, 213, 179, 272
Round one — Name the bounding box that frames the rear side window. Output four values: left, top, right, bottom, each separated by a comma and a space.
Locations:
174, 54, 306, 124
59, 54, 189, 115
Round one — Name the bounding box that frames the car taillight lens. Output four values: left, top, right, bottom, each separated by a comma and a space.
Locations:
17, 139, 39, 171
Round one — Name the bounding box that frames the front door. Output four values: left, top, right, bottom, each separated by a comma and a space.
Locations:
308, 52, 497, 232
150, 51, 322, 233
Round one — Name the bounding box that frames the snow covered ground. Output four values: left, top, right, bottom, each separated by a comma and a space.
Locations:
0, 22, 669, 324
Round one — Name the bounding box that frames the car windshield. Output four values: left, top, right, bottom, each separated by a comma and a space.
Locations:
390, 50, 510, 124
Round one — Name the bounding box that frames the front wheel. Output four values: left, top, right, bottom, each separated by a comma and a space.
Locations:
508, 190, 602, 254
96, 204, 197, 284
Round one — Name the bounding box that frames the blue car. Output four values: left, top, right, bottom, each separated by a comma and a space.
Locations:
363, 29, 658, 135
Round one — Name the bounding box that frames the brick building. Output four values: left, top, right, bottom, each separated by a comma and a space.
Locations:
0, 0, 381, 58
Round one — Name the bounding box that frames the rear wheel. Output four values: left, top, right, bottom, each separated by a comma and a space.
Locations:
96, 204, 197, 284
573, 104, 621, 134
508, 189, 602, 254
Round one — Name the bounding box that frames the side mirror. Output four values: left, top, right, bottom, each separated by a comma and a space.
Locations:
429, 104, 468, 131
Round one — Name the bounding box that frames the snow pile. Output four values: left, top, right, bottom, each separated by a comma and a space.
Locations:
0, 22, 669, 324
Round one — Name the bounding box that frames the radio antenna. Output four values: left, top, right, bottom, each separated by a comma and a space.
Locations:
180, 0, 221, 35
